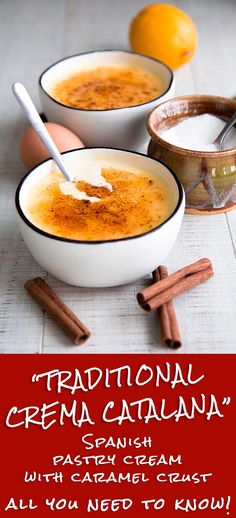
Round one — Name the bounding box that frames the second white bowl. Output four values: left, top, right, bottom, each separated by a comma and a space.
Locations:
39, 50, 174, 152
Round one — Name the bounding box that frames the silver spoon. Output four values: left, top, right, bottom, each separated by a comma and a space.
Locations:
213, 109, 236, 150
12, 82, 71, 181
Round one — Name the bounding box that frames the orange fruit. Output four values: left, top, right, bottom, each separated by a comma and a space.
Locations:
129, 3, 197, 70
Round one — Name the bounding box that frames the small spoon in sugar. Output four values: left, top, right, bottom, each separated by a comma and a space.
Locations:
213, 109, 236, 150
12, 82, 112, 201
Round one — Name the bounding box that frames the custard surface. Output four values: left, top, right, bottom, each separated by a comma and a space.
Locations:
25, 168, 175, 241
51, 65, 164, 110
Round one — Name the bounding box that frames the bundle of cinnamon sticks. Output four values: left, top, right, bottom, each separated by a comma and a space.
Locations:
137, 258, 213, 349
24, 258, 213, 349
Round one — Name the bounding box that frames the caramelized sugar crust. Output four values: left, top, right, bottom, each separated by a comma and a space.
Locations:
26, 168, 175, 241
51, 66, 164, 110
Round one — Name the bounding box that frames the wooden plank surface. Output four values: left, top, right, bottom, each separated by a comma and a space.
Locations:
0, 0, 236, 354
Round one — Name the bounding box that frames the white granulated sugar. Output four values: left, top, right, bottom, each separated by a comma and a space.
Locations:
161, 113, 236, 152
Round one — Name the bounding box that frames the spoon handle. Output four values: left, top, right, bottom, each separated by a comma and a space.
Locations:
12, 82, 71, 181
215, 110, 236, 148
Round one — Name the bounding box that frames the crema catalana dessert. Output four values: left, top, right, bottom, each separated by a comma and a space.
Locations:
51, 64, 165, 110
24, 165, 175, 241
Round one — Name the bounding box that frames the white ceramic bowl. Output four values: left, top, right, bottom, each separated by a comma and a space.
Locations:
39, 50, 174, 152
15, 148, 184, 287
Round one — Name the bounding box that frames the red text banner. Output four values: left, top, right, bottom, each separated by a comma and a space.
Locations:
0, 354, 235, 516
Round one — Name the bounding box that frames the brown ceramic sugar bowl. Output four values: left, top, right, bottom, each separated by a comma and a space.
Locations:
147, 95, 236, 214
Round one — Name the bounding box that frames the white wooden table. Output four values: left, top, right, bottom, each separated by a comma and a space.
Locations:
1, 0, 236, 354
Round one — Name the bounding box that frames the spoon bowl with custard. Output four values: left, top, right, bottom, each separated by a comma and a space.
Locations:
39, 50, 174, 152
16, 148, 184, 287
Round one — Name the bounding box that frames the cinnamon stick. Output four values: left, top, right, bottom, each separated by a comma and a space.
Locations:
153, 266, 182, 349
142, 266, 213, 312
137, 258, 211, 306
24, 277, 91, 345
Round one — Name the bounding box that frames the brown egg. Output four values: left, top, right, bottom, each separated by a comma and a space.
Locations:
19, 122, 84, 169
